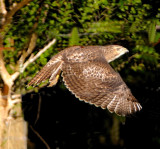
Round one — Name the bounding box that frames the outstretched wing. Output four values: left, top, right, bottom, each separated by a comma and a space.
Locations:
62, 59, 141, 116
28, 46, 81, 87
28, 56, 63, 87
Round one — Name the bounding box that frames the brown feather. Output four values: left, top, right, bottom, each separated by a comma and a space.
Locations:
62, 60, 142, 116
28, 57, 63, 86
28, 45, 141, 116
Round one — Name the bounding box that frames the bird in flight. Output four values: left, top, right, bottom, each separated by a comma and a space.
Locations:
28, 45, 142, 116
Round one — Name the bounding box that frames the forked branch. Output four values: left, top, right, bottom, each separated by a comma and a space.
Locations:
11, 38, 57, 81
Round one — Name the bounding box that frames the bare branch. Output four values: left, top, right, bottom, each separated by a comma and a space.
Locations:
0, 0, 7, 15
30, 125, 50, 149
0, 94, 21, 99
34, 94, 41, 125
1, 0, 32, 32
11, 38, 56, 81
12, 94, 21, 99
26, 33, 38, 56
19, 33, 37, 66
0, 51, 13, 86
23, 38, 56, 70
156, 25, 160, 31
17, 2, 46, 72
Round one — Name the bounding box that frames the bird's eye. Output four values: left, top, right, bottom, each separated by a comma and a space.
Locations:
117, 48, 121, 51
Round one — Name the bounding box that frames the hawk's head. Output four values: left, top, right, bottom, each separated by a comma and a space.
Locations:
103, 45, 129, 63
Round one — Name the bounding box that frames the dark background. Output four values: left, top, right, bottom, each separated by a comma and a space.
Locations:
16, 0, 160, 148
22, 72, 160, 149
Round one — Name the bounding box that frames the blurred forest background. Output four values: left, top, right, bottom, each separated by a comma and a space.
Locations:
0, 0, 160, 149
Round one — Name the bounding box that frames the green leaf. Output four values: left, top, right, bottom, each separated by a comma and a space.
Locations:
148, 20, 156, 44
69, 27, 80, 46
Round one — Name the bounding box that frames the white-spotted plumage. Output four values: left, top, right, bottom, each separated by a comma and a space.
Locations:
28, 45, 142, 116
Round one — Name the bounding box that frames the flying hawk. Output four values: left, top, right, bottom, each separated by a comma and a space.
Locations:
28, 45, 142, 116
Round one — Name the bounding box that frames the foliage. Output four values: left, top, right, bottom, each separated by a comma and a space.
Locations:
1, 0, 159, 94
69, 27, 80, 46
1, 0, 160, 148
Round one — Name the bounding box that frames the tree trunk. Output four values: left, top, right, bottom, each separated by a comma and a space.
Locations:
0, 84, 27, 149
0, 1, 52, 148
0, 49, 27, 149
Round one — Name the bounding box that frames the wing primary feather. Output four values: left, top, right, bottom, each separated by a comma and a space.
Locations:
28, 46, 142, 116
28, 60, 63, 86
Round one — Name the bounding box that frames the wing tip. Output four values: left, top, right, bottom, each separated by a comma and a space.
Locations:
101, 95, 142, 116
27, 77, 40, 87
115, 101, 142, 117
